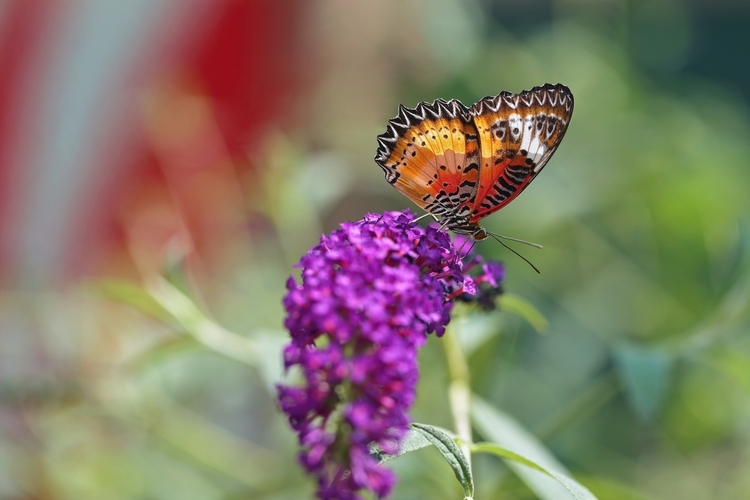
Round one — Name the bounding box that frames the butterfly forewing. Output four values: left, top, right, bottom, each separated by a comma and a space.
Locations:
468, 84, 573, 223
375, 99, 480, 219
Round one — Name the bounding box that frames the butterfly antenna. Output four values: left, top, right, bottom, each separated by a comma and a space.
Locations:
488, 233, 541, 274
486, 231, 543, 249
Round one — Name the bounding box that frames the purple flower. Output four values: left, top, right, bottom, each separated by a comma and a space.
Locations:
277, 210, 503, 499
454, 254, 506, 311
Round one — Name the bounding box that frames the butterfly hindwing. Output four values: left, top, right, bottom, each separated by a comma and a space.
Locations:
375, 98, 480, 219
468, 84, 573, 223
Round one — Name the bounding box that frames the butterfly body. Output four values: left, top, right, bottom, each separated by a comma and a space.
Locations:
375, 83, 573, 239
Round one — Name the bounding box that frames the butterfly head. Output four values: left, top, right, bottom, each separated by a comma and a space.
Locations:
472, 227, 488, 241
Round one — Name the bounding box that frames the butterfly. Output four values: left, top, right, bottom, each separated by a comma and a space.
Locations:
375, 83, 573, 241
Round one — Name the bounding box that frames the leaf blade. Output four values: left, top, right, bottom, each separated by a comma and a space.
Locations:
472, 397, 599, 500
409, 423, 474, 499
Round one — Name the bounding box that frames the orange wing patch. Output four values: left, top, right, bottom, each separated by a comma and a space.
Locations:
375, 99, 480, 219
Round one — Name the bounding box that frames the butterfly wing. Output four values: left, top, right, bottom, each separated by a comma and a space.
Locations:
374, 98, 481, 220
468, 83, 573, 224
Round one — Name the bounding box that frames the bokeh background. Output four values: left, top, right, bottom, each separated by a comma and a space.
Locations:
1, 0, 750, 498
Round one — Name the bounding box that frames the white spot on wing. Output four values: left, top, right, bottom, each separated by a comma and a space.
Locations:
529, 137, 543, 162
508, 114, 522, 141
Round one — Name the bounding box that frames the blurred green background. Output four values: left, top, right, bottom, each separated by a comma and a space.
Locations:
3, 1, 750, 499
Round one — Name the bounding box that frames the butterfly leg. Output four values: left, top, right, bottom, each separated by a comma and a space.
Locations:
457, 237, 477, 259
413, 212, 437, 223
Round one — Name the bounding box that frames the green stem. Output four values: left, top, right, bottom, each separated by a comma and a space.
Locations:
442, 326, 473, 469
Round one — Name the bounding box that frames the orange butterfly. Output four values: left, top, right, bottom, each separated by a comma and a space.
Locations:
375, 83, 573, 241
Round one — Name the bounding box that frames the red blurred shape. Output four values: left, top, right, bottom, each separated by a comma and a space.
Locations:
0, 0, 303, 284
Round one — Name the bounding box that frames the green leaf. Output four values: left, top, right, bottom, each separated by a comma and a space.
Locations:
123, 336, 202, 372
473, 443, 598, 500
410, 424, 473, 499
144, 277, 259, 366
614, 345, 673, 422
371, 423, 474, 497
574, 475, 655, 500
500, 293, 550, 333
91, 279, 174, 322
472, 397, 599, 500
94, 277, 260, 367
370, 426, 432, 463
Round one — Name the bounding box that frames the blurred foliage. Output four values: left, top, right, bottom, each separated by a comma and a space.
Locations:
4, 1, 750, 499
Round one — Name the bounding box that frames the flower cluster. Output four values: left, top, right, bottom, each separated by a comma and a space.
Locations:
277, 211, 503, 499
453, 238, 506, 310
